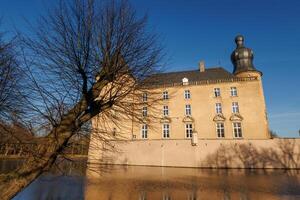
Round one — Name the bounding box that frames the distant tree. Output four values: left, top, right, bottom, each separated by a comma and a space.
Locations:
0, 0, 163, 199
0, 121, 33, 143
0, 21, 28, 147
0, 27, 22, 121
270, 130, 279, 138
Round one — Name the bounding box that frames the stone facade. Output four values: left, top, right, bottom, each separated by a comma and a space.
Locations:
88, 36, 278, 168
131, 72, 269, 140
91, 36, 270, 141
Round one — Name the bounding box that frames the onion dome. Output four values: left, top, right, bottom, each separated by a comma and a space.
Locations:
231, 35, 261, 75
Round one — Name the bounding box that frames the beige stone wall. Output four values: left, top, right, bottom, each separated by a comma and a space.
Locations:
89, 73, 273, 168
147, 78, 268, 139
88, 138, 300, 169
96, 75, 270, 140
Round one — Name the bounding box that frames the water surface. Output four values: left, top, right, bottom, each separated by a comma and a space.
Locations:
1, 159, 300, 200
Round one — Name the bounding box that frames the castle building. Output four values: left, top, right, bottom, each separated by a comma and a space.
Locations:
93, 35, 270, 142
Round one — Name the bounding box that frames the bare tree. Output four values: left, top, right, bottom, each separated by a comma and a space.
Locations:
269, 130, 279, 138
0, 29, 22, 121
0, 22, 30, 149
0, 0, 163, 199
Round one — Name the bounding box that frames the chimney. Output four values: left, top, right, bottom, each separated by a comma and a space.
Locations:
199, 60, 205, 72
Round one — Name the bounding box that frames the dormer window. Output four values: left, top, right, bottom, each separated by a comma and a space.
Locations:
182, 77, 189, 85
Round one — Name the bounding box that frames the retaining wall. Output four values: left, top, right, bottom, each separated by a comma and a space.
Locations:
88, 138, 300, 169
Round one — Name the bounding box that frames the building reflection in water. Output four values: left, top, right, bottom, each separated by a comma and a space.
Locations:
162, 193, 171, 200
85, 165, 300, 200
2, 159, 299, 200
139, 191, 146, 200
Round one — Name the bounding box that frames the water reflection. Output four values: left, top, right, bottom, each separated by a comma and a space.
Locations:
85, 165, 300, 200
0, 160, 300, 200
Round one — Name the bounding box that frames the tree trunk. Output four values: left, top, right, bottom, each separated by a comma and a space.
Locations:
0, 128, 74, 199
0, 79, 111, 199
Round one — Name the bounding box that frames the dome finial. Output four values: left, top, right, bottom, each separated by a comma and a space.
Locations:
235, 35, 244, 48
231, 35, 261, 75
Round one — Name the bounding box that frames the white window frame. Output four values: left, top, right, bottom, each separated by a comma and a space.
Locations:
184, 90, 191, 99
142, 107, 147, 117
214, 88, 221, 97
163, 91, 169, 100
185, 104, 191, 116
233, 122, 242, 138
141, 124, 148, 139
215, 103, 222, 114
185, 123, 193, 138
142, 93, 148, 102
230, 87, 238, 97
232, 102, 239, 113
162, 123, 170, 138
163, 105, 169, 116
216, 123, 225, 138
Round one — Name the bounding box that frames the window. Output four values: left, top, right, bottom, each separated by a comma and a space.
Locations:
163, 91, 169, 100
142, 107, 147, 117
163, 105, 169, 116
163, 194, 171, 200
214, 88, 221, 97
232, 102, 239, 113
142, 93, 147, 102
185, 104, 191, 116
185, 123, 193, 138
139, 193, 146, 200
141, 124, 148, 139
182, 77, 189, 85
162, 123, 170, 138
112, 128, 117, 137
216, 123, 225, 138
215, 103, 222, 114
231, 87, 238, 96
184, 90, 191, 99
188, 193, 196, 200
233, 122, 242, 138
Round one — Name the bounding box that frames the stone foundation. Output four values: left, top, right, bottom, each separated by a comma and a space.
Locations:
88, 138, 300, 169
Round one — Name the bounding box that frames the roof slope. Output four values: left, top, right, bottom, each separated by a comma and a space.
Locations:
144, 67, 235, 86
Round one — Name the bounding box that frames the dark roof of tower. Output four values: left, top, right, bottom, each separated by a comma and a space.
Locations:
231, 35, 261, 75
143, 67, 235, 86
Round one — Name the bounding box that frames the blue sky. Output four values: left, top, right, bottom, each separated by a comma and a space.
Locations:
1, 0, 300, 137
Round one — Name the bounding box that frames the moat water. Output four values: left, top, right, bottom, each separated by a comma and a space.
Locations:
1, 159, 300, 200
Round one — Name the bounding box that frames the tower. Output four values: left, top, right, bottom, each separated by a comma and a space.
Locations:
231, 35, 262, 78
231, 35, 270, 138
